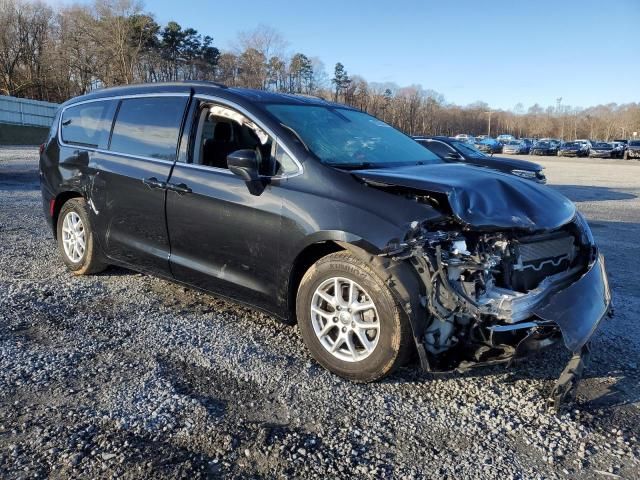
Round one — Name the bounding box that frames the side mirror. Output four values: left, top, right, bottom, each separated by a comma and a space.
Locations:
227, 149, 260, 182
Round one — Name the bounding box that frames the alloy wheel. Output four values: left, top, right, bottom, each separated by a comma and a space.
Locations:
310, 277, 380, 362
61, 211, 86, 262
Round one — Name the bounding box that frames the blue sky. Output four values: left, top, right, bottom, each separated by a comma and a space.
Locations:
76, 0, 640, 110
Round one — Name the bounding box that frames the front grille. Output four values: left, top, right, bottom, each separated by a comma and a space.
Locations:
506, 232, 577, 291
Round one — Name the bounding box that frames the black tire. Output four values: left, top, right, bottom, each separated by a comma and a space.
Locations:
296, 251, 412, 382
56, 198, 107, 275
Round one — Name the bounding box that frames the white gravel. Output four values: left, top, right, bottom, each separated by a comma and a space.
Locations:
1, 148, 639, 478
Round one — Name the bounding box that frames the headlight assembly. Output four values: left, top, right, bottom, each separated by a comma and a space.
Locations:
574, 211, 595, 247
511, 169, 536, 179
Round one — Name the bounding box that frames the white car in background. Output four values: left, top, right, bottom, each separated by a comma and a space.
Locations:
454, 134, 477, 144
574, 139, 593, 153
496, 134, 515, 144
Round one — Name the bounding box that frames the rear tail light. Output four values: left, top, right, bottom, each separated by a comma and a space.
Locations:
39, 143, 45, 155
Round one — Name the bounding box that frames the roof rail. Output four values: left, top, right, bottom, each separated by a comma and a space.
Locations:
180, 80, 228, 89
291, 93, 325, 100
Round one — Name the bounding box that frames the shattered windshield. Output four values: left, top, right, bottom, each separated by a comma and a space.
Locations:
264, 104, 442, 168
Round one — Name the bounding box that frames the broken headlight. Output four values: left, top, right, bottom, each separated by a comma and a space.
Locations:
573, 211, 595, 247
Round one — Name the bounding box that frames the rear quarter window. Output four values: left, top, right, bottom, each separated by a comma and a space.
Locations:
60, 101, 114, 148
109, 97, 188, 161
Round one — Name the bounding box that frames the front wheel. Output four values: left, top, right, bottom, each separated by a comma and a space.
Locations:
296, 251, 412, 382
56, 198, 107, 275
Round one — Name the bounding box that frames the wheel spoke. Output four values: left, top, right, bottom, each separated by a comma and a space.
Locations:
351, 301, 374, 313
347, 280, 355, 304
355, 318, 380, 330
330, 337, 344, 353
311, 305, 333, 320
316, 290, 336, 308
345, 333, 357, 359
354, 328, 373, 352
318, 321, 335, 337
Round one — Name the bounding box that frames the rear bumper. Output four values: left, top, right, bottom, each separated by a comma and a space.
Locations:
40, 182, 56, 237
589, 152, 613, 158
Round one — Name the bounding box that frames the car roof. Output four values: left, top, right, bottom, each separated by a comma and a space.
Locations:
61, 81, 351, 110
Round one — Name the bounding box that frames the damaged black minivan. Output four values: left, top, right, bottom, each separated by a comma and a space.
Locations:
40, 83, 611, 406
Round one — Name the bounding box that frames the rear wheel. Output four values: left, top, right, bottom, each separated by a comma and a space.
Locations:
56, 198, 107, 275
296, 251, 412, 382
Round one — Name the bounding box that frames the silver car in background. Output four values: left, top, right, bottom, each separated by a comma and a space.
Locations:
502, 140, 528, 154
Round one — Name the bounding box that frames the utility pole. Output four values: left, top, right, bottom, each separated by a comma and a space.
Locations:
556, 97, 564, 140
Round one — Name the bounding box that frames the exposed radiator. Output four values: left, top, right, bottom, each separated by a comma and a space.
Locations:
506, 233, 577, 291
516, 235, 576, 270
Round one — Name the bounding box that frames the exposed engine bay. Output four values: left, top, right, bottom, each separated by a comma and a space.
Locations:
383, 217, 593, 372
356, 167, 612, 410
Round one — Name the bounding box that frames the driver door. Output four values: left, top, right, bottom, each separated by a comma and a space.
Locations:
165, 99, 285, 310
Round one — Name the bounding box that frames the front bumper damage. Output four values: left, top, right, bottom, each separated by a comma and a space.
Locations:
383, 232, 611, 412
517, 254, 610, 411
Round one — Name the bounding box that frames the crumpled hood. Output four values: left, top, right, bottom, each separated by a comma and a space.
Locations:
353, 163, 576, 231
471, 155, 542, 172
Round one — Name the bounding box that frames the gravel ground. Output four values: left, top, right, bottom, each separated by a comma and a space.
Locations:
1, 147, 639, 479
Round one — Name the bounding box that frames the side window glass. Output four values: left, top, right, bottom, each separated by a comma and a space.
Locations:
110, 97, 187, 161
425, 141, 454, 158
60, 101, 114, 148
194, 104, 273, 172
274, 143, 299, 175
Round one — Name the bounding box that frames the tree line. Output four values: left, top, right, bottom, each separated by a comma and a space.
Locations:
1, 0, 638, 140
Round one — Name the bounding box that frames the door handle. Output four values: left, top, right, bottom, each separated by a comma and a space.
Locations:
142, 177, 166, 189
167, 182, 192, 195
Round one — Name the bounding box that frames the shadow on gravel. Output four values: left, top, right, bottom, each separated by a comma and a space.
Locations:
551, 184, 637, 202
93, 265, 138, 278
158, 356, 290, 427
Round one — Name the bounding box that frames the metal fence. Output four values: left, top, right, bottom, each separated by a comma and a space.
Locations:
0, 95, 59, 128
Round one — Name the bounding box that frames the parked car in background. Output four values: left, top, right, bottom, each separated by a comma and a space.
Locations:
558, 141, 588, 157
589, 142, 615, 158
414, 136, 546, 183
454, 134, 476, 144
502, 140, 530, 154
574, 139, 593, 152
530, 140, 559, 156
41, 82, 611, 397
624, 140, 640, 160
610, 142, 625, 158
476, 137, 503, 154
496, 134, 515, 144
